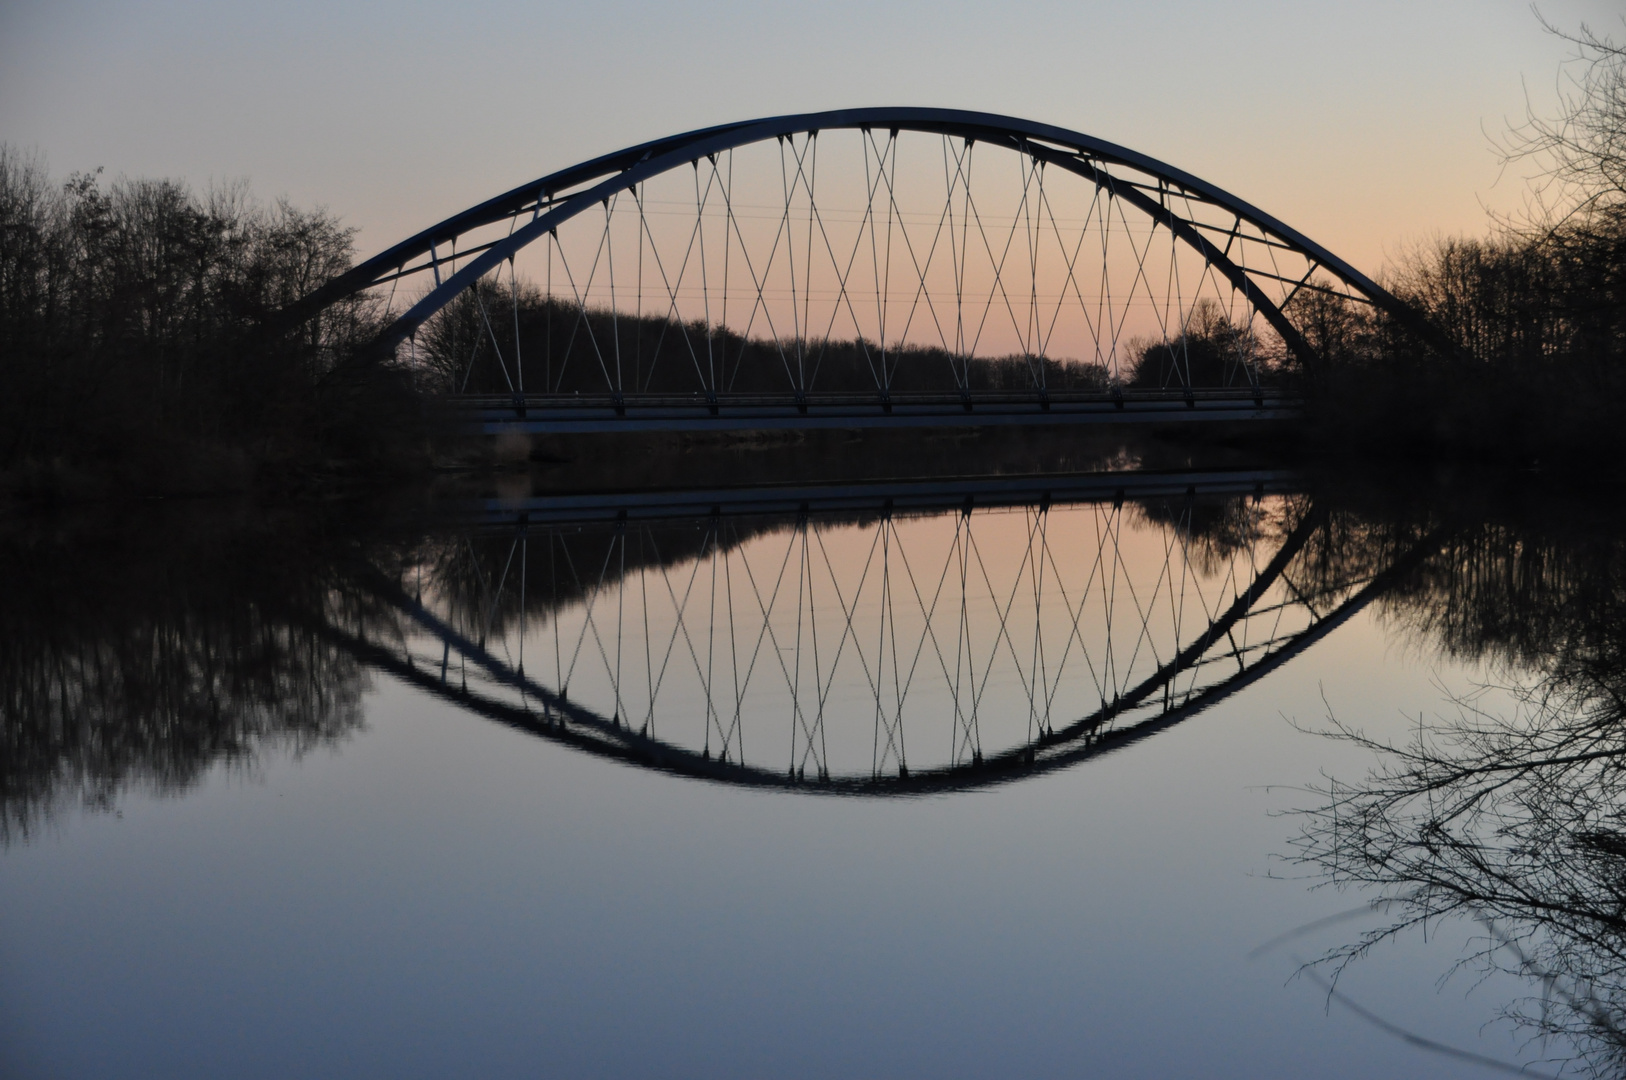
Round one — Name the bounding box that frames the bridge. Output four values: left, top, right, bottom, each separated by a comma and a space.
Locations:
319, 474, 1441, 794
292, 109, 1410, 433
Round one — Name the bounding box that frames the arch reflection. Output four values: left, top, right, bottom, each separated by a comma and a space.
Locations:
333, 474, 1440, 795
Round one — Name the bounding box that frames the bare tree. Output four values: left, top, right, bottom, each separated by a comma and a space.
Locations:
1499, 13, 1626, 232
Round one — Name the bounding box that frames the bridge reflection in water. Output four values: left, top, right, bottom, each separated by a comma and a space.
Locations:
329, 475, 1436, 794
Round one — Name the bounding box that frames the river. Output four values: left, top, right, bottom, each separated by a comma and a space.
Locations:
2, 467, 1615, 1078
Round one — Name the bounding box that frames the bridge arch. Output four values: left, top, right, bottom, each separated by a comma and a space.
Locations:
294, 109, 1411, 412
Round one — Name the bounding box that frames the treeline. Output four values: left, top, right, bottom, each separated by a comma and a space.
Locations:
0, 147, 427, 499
1123, 297, 1268, 390
1288, 23, 1626, 462
419, 284, 1268, 397
417, 283, 1125, 396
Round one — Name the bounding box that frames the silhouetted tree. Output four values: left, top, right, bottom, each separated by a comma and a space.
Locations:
416, 282, 1109, 397
0, 149, 419, 492
1283, 19, 1626, 462
1125, 298, 1263, 390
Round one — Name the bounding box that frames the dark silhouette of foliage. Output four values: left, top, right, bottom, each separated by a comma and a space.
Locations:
417, 284, 1110, 397
1124, 298, 1265, 391
0, 149, 425, 496
1283, 20, 1626, 464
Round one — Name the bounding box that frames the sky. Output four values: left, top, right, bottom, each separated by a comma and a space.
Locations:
3, 0, 1623, 278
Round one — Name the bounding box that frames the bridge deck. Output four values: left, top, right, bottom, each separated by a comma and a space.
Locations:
456, 389, 1301, 434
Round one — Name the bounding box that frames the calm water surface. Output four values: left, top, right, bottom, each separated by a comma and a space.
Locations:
2, 474, 1617, 1078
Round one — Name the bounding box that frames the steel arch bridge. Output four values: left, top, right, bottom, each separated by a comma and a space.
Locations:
293, 109, 1411, 432
321, 476, 1441, 795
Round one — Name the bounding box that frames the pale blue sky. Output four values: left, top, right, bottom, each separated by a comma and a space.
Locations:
2, 0, 1621, 274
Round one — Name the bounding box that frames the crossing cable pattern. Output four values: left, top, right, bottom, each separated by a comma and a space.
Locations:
286, 110, 1415, 419
323, 490, 1439, 795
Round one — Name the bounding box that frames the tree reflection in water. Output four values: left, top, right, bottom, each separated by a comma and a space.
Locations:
0, 510, 394, 842
1290, 511, 1626, 1076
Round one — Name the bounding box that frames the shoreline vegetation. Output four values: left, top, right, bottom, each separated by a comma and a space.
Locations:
0, 148, 432, 504
1296, 21, 1624, 461
2, 22, 1619, 508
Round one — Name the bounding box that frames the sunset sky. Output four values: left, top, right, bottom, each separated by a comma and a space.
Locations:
4, 0, 1622, 279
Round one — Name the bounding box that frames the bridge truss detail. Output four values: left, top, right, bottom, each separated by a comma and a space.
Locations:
291, 110, 1408, 431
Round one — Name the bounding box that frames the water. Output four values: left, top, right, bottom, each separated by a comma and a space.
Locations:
2, 472, 1616, 1078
